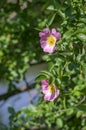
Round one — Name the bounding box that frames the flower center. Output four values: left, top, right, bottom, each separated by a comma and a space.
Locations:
47, 35, 56, 46
48, 85, 55, 93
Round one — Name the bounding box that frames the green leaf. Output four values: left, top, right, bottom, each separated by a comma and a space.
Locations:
29, 105, 37, 112
8, 107, 15, 114
76, 111, 83, 118
56, 118, 63, 128
66, 108, 74, 116
63, 28, 73, 40
41, 70, 52, 77
76, 104, 86, 113
47, 5, 55, 11
35, 74, 46, 82
76, 27, 86, 34
47, 13, 57, 26
57, 9, 65, 19
45, 120, 51, 128
48, 61, 55, 71
77, 34, 86, 42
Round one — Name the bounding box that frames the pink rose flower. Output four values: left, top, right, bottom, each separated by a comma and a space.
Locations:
41, 80, 59, 101
39, 28, 61, 53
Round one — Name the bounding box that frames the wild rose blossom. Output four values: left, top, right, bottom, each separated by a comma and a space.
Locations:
41, 80, 59, 101
39, 28, 61, 53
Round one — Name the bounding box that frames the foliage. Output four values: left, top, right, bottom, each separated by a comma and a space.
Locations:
0, 0, 44, 81
0, 0, 86, 130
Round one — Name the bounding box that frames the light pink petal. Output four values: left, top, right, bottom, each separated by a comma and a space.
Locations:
44, 92, 53, 101
41, 84, 48, 94
44, 86, 60, 101
51, 28, 57, 33
55, 32, 61, 39
55, 89, 59, 98
41, 79, 60, 101
44, 92, 55, 101
41, 80, 48, 85
39, 28, 50, 39
39, 32, 45, 38
51, 89, 59, 101
42, 87, 49, 94
39, 30, 50, 40
41, 80, 49, 94
51, 28, 61, 39
40, 40, 46, 48
43, 44, 56, 53
39, 31, 49, 39
39, 28, 61, 53
43, 28, 50, 36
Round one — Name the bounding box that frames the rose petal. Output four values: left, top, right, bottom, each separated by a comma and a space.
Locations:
51, 28, 61, 39
55, 89, 59, 98
41, 80, 48, 85
44, 92, 55, 101
39, 32, 45, 38
43, 28, 50, 36
40, 40, 46, 48
41, 80, 49, 94
39, 28, 61, 53
42, 87, 49, 94
51, 89, 59, 101
41, 84, 48, 94
43, 44, 56, 53
44, 89, 59, 101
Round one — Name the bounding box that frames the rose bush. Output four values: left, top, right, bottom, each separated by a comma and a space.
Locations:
0, 0, 86, 130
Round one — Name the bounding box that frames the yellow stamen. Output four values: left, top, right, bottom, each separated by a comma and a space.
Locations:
47, 35, 56, 46
48, 84, 55, 93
